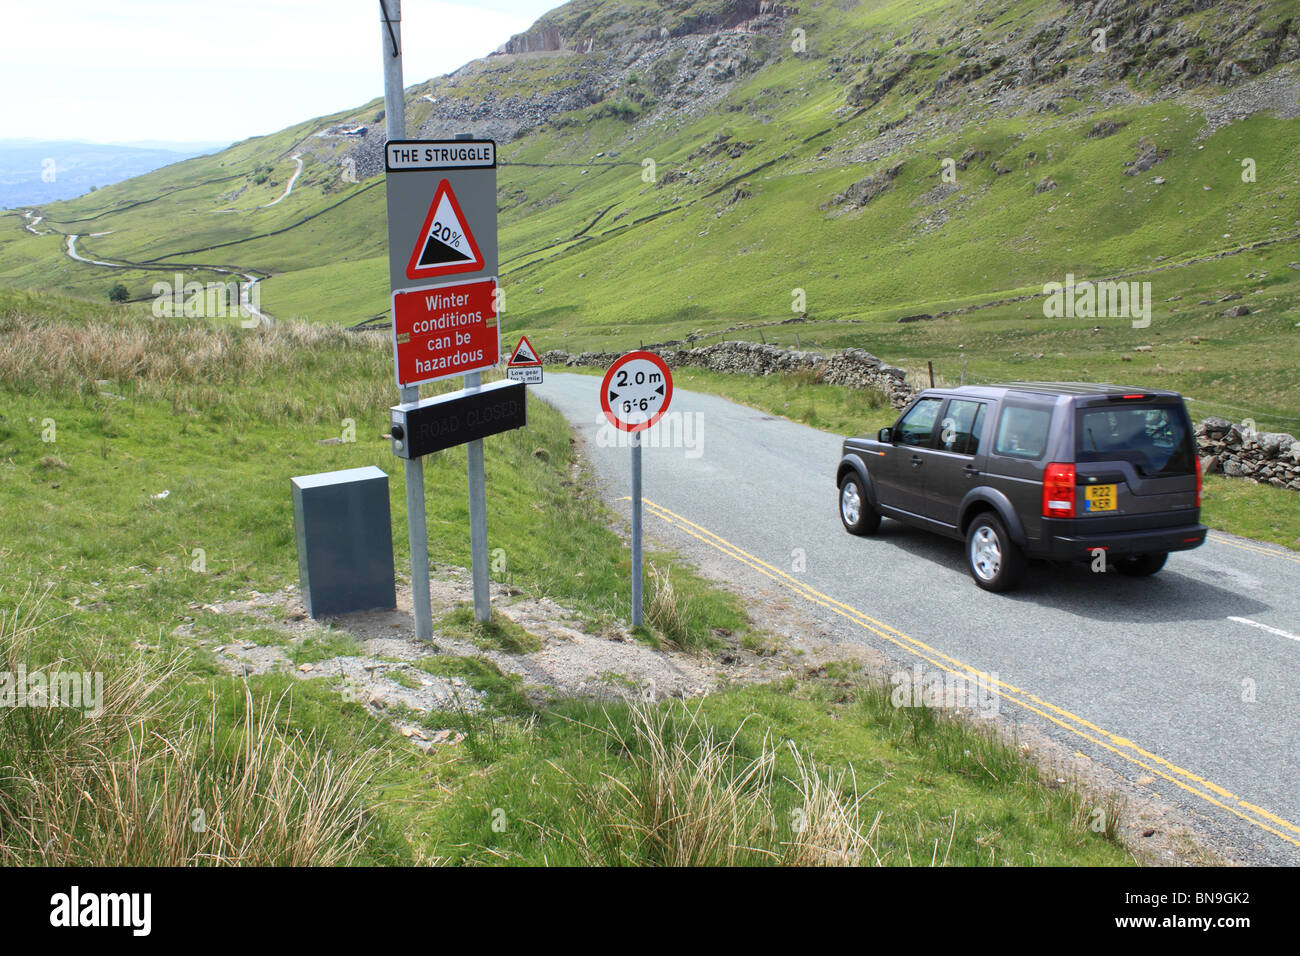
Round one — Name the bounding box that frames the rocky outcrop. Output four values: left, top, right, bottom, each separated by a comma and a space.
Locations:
497, 0, 796, 55
499, 27, 567, 55
1123, 137, 1172, 176
539, 340, 914, 408
1087, 118, 1128, 139
1197, 418, 1300, 491
837, 0, 1300, 117
828, 162, 903, 209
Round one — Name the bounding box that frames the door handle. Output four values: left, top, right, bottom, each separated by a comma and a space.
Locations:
963, 466, 979, 479
910, 455, 923, 468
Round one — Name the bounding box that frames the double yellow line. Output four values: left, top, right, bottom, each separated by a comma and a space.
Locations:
634, 496, 1300, 850
1208, 531, 1300, 566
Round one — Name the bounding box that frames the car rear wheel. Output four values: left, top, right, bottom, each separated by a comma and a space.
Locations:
1115, 552, 1168, 577
966, 513, 1025, 592
839, 473, 880, 535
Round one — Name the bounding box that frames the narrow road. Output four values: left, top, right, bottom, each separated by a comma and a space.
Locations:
62, 232, 270, 326
66, 233, 123, 267
535, 372, 1300, 865
260, 153, 303, 208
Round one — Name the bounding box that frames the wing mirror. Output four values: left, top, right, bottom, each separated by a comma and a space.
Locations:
877, 427, 893, 443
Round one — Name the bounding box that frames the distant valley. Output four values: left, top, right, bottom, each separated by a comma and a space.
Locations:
0, 138, 226, 208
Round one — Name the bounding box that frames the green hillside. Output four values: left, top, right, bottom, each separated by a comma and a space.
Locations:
3, 0, 1299, 426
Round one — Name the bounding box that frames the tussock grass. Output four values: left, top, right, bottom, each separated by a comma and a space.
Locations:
545, 700, 880, 866
644, 563, 697, 649
498, 679, 1135, 867
782, 745, 884, 866
0, 297, 1139, 866
0, 304, 391, 426
0, 588, 377, 866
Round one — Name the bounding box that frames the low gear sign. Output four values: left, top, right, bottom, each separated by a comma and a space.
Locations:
600, 351, 673, 433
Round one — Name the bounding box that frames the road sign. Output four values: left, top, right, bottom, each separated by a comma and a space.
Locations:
600, 351, 673, 432
507, 335, 542, 384
385, 134, 504, 630
386, 140, 499, 389
391, 276, 498, 388
405, 179, 484, 280
601, 351, 675, 630
390, 379, 526, 460
385, 140, 496, 295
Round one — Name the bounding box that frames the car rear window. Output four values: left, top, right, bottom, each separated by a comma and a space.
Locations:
994, 405, 1051, 459
1075, 404, 1196, 475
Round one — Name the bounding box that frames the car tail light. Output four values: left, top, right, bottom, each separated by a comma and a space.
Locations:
1042, 463, 1076, 518
1194, 455, 1202, 508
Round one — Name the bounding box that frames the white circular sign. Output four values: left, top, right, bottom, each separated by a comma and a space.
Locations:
600, 351, 674, 433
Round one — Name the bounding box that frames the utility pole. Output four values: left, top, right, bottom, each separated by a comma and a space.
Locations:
381, 0, 434, 641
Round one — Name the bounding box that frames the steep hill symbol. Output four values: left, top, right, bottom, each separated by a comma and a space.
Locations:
405, 179, 485, 279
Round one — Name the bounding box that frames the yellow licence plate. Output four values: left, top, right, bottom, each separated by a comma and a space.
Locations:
1084, 484, 1117, 512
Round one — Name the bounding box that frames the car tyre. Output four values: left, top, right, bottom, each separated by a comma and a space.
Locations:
1115, 552, 1168, 577
966, 513, 1025, 592
839, 473, 880, 536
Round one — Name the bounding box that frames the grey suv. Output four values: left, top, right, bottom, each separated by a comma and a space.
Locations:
836, 383, 1207, 591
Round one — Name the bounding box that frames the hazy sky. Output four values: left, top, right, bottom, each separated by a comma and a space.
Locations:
2, 0, 562, 146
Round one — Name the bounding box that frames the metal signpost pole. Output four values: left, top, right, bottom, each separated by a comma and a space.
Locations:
631, 431, 643, 627
464, 367, 490, 623
447, 131, 492, 625
601, 351, 671, 631
382, 0, 434, 641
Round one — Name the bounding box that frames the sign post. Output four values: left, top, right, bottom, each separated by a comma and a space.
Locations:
599, 351, 674, 628
378, 0, 437, 641
383, 34, 502, 627
630, 434, 642, 626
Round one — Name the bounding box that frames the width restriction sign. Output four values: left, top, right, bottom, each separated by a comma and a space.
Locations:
600, 351, 673, 432
385, 140, 498, 387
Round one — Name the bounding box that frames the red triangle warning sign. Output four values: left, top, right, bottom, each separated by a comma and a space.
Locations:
508, 335, 541, 366
405, 179, 485, 280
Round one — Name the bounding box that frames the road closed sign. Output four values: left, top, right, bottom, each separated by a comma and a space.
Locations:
600, 351, 673, 432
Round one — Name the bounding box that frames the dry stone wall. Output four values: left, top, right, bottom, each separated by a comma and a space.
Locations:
1197, 418, 1300, 491
538, 340, 915, 408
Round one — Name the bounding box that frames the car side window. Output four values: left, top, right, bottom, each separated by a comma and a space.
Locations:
896, 397, 943, 447
938, 400, 985, 456
994, 405, 1051, 459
